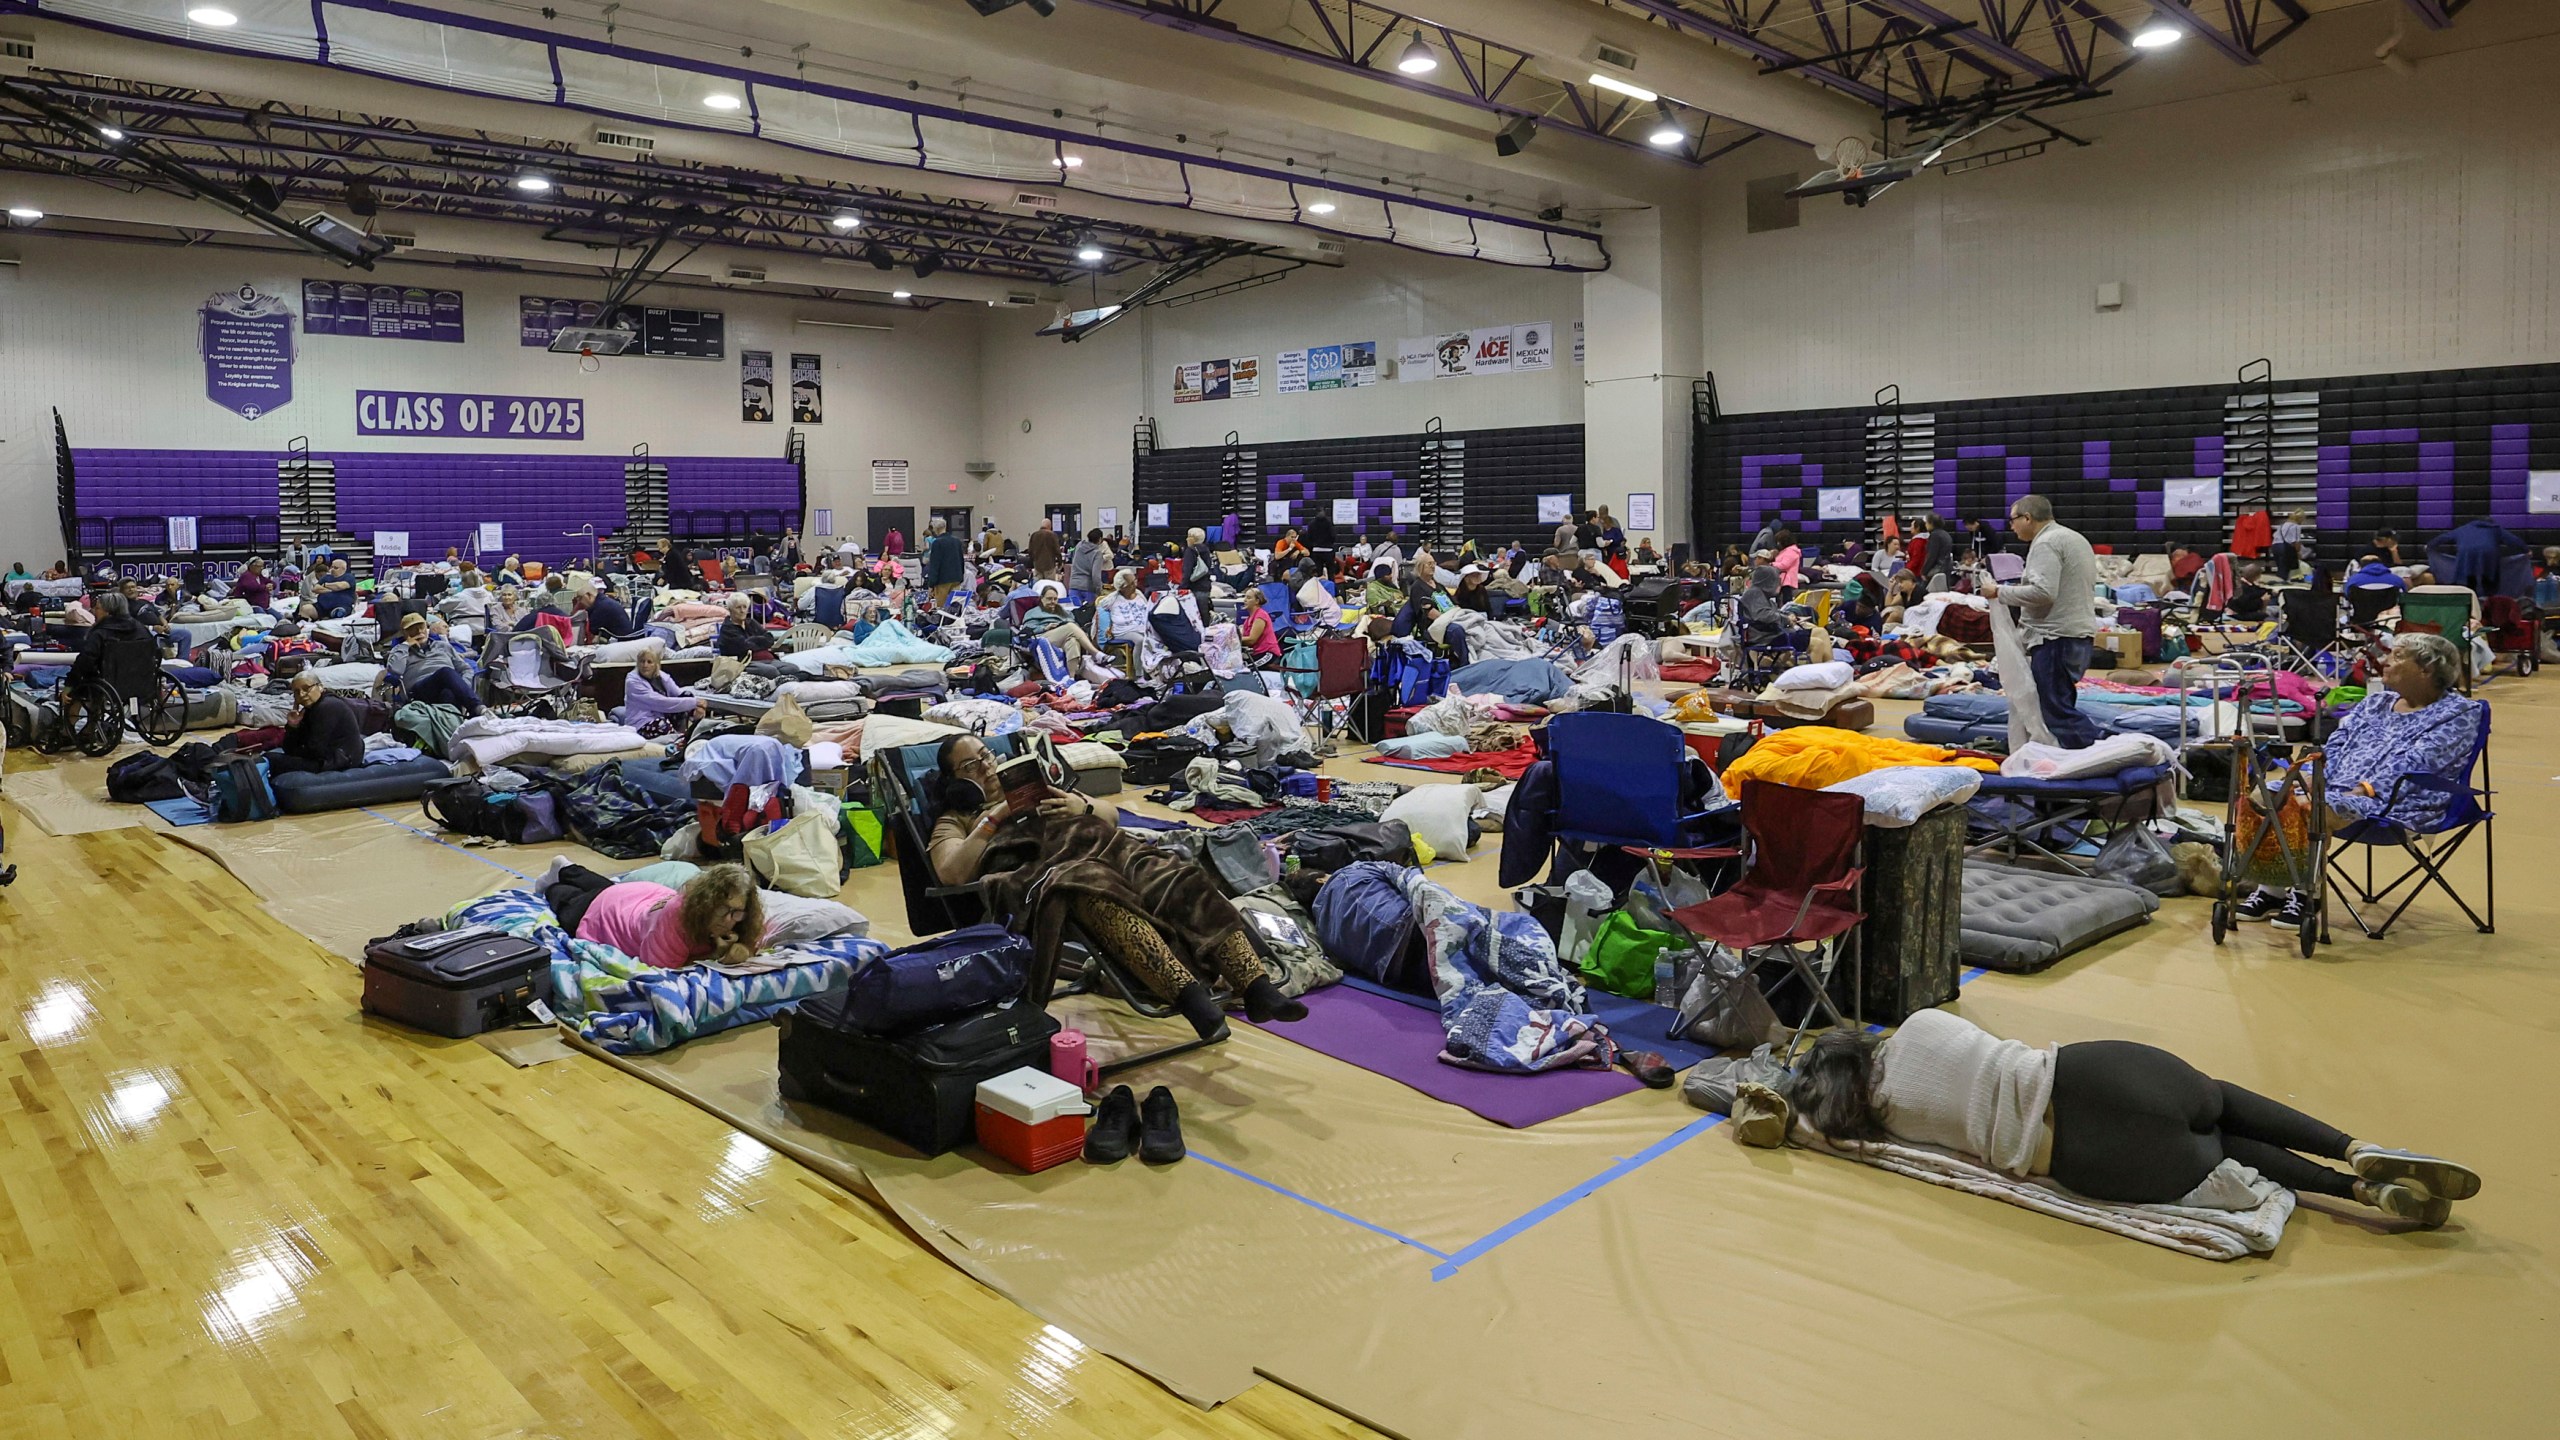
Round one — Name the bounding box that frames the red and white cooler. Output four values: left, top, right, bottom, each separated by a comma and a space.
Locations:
974, 1067, 1091, 1173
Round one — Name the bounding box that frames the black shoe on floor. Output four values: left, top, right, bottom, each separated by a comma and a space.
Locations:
2269, 890, 2310, 929
2234, 885, 2282, 921
1138, 1086, 1186, 1164
1083, 1085, 1139, 1164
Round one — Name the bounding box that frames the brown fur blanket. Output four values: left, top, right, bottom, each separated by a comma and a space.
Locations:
981, 809, 1244, 994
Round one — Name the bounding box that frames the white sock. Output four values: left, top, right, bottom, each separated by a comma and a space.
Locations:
536, 856, 573, 890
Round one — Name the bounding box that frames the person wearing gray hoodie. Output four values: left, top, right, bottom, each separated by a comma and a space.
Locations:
1067, 528, 1111, 599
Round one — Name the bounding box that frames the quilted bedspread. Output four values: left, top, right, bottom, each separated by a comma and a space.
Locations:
448, 888, 881, 1053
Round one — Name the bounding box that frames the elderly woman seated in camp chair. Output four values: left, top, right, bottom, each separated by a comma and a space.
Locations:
2230, 631, 2482, 925
926, 734, 1306, 1041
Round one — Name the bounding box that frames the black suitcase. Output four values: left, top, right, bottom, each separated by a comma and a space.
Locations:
361, 927, 554, 1037
776, 995, 1060, 1156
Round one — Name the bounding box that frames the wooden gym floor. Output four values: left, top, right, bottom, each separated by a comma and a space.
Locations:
2, 683, 2555, 1438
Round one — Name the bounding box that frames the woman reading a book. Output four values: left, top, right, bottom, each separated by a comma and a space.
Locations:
927, 734, 1305, 1040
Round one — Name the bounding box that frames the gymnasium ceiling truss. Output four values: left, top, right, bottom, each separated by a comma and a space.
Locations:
0, 72, 1217, 287
1069, 0, 1771, 166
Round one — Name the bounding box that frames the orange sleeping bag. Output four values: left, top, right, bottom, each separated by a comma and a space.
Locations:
1720, 725, 1999, 798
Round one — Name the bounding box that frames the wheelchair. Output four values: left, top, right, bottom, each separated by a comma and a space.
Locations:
12, 632, 186, 756
867, 733, 1229, 1078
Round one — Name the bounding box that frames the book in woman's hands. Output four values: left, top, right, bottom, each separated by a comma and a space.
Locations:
998, 755, 1053, 811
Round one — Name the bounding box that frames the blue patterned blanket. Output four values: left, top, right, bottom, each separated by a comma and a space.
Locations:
448, 888, 882, 1054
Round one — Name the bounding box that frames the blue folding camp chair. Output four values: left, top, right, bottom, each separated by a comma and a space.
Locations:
1546, 710, 1739, 890
2323, 701, 2494, 940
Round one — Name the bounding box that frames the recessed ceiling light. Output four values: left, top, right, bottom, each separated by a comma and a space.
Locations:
829, 210, 861, 232
1304, 196, 1338, 216
187, 6, 238, 25
2130, 23, 2183, 49
702, 92, 743, 112
1054, 154, 1084, 169
1590, 72, 1658, 102
512, 173, 551, 192
892, 289, 912, 298
7, 206, 43, 221
1395, 30, 1437, 75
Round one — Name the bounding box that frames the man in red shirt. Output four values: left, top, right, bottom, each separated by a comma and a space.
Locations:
2169, 545, 2207, 587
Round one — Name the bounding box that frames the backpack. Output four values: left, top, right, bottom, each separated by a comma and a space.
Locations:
106, 751, 186, 804
561, 762, 692, 858
423, 776, 566, 845
1121, 734, 1212, 786
1233, 887, 1342, 997
208, 755, 277, 823
1310, 860, 1420, 986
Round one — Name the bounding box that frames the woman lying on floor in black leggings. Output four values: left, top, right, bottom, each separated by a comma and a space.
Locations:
1772, 1008, 2480, 1228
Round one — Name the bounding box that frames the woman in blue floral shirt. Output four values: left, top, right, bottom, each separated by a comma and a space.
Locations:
2237, 632, 2480, 927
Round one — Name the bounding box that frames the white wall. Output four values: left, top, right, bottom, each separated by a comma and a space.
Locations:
0, 237, 980, 558
1696, 26, 2560, 414
969, 240, 1587, 528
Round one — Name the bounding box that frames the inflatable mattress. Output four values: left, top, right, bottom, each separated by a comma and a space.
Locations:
1960, 859, 2159, 972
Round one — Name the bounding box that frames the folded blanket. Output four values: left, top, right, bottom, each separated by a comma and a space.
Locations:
450, 714, 648, 769
1798, 1133, 2294, 1260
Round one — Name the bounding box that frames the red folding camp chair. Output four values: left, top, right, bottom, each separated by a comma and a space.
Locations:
1664, 780, 1866, 1056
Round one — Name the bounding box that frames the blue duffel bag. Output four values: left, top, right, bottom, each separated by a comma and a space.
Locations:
843, 923, 1033, 1034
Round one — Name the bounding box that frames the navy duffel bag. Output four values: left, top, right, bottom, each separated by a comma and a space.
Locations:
842, 923, 1033, 1034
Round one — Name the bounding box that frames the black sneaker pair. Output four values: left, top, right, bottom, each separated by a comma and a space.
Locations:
1082, 1084, 1185, 1165
2235, 886, 2308, 927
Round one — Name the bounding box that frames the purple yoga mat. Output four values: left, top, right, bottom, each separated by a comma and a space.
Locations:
1253, 985, 1642, 1128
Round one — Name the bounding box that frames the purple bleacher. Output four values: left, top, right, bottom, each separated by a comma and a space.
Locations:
327, 453, 629, 567
72, 448, 282, 520
663, 456, 802, 536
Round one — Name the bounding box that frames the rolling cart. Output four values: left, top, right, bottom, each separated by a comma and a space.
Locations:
2187, 656, 2328, 957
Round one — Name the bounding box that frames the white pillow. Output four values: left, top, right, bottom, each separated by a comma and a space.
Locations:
1820, 766, 1982, 827
587, 637, 668, 665
1773, 660, 1853, 692
1382, 783, 1480, 861
759, 890, 870, 946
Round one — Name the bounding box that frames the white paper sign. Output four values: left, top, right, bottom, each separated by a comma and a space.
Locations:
1818, 487, 1862, 521
477, 522, 504, 552
167, 515, 198, 553
1276, 349, 1309, 394
2162, 478, 2222, 518
870, 459, 910, 495
1146, 503, 1170, 527
1627, 493, 1655, 532
1537, 494, 1573, 525
1099, 507, 1119, 528
374, 530, 411, 559
1571, 320, 1585, 366
1265, 499, 1293, 525
1392, 497, 1421, 524
1397, 336, 1437, 382
1333, 497, 1360, 524
1512, 322, 1554, 372
2530, 470, 2560, 514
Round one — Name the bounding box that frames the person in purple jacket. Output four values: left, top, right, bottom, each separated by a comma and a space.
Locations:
621, 646, 705, 738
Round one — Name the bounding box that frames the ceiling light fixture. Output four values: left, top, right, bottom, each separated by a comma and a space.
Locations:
829, 210, 861, 232
7, 206, 42, 222
702, 92, 743, 112
98, 125, 124, 141
1395, 30, 1437, 75
1303, 194, 1338, 216
512, 172, 551, 192
892, 289, 913, 298
2130, 22, 2183, 49
1647, 101, 1685, 148
1075, 231, 1105, 263
186, 5, 238, 25
1053, 154, 1084, 169
1590, 72, 1658, 102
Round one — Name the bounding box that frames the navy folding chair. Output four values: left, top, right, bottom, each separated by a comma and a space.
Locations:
2323, 702, 2494, 940
1547, 711, 1737, 889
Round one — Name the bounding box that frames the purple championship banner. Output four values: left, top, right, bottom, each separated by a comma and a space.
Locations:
356, 390, 586, 440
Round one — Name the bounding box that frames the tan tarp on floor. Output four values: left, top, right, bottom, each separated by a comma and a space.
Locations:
4, 756, 146, 836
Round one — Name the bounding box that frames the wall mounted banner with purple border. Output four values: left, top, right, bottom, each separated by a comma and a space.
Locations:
200, 285, 296, 420
303, 281, 463, 342
356, 391, 586, 440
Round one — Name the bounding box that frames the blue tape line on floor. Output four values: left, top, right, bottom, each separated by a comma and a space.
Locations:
1192, 1154, 1451, 1260
1429, 1112, 1726, 1281
359, 806, 532, 882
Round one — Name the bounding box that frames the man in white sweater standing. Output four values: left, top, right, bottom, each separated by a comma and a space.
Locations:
1982, 493, 2099, 749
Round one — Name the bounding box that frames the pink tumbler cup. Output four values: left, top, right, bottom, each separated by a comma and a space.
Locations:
1050, 1029, 1099, 1094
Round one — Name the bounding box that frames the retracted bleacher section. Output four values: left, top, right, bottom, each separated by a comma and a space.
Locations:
64, 447, 806, 576
1133, 421, 1582, 551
